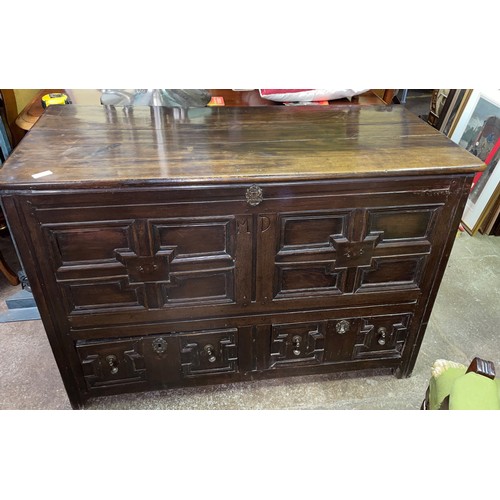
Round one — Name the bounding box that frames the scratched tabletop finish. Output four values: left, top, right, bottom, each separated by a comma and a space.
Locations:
0, 105, 484, 189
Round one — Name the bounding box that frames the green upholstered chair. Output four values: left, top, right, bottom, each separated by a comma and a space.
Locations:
422, 357, 500, 410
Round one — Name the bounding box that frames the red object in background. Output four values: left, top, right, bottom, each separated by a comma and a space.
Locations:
471, 137, 500, 188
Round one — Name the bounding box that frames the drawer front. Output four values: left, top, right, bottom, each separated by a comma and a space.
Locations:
266, 312, 413, 370
180, 329, 239, 377
330, 312, 413, 362
76, 327, 244, 393
74, 312, 413, 396
77, 337, 147, 389
269, 321, 326, 368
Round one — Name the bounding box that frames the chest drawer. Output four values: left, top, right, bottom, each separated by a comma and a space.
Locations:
76, 326, 250, 396
74, 308, 415, 398
264, 311, 413, 370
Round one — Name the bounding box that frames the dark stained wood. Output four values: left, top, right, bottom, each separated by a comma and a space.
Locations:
466, 357, 496, 379
0, 105, 483, 190
0, 104, 484, 408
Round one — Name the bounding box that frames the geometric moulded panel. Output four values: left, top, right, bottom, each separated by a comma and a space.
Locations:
269, 322, 325, 368
368, 208, 437, 241
67, 279, 140, 311
51, 216, 239, 313
180, 329, 238, 377
352, 314, 412, 360
274, 212, 351, 298
277, 265, 340, 296
152, 218, 236, 307
357, 256, 426, 291
163, 271, 233, 304
50, 223, 133, 265
154, 221, 230, 257
76, 337, 146, 389
280, 214, 346, 249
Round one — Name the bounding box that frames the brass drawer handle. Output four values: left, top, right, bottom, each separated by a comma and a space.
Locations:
292, 335, 301, 356
204, 344, 217, 363
106, 355, 119, 374
246, 185, 263, 206
377, 327, 387, 346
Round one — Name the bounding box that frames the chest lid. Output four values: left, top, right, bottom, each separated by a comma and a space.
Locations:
0, 104, 484, 190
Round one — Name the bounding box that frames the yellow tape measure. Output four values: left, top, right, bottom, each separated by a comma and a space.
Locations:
41, 93, 71, 108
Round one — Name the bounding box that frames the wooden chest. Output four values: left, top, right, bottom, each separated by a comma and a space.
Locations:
0, 105, 483, 408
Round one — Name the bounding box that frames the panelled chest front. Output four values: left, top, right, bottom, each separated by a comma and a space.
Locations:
0, 105, 483, 408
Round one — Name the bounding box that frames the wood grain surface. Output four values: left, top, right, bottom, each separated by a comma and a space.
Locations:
0, 104, 484, 189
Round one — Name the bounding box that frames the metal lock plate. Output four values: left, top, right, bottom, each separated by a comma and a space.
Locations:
246, 185, 263, 206
335, 320, 351, 335
152, 337, 167, 354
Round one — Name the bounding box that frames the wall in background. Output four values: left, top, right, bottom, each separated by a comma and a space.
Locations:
12, 90, 40, 114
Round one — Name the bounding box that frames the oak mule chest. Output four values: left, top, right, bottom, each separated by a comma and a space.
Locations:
0, 105, 483, 409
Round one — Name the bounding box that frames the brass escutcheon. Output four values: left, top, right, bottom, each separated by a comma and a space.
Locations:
336, 320, 351, 335
246, 185, 263, 206
152, 337, 167, 354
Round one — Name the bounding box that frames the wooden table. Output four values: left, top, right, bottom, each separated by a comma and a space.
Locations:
0, 104, 483, 408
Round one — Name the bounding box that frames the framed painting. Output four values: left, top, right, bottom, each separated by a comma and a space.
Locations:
441, 89, 472, 136
450, 90, 500, 234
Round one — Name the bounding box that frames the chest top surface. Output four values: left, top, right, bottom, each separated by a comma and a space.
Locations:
0, 104, 483, 190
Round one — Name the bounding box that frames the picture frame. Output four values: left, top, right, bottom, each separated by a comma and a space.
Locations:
479, 183, 500, 234
450, 90, 500, 234
446, 89, 472, 137
427, 89, 450, 128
